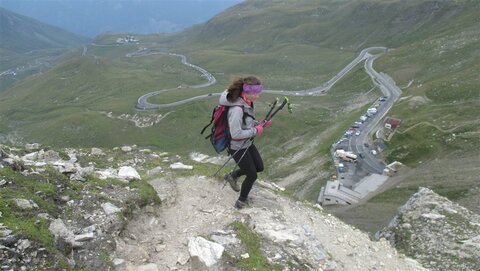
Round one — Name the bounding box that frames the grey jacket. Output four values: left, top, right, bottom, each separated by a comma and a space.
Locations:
219, 90, 257, 150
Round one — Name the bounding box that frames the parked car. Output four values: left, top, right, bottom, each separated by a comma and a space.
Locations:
355, 131, 361, 136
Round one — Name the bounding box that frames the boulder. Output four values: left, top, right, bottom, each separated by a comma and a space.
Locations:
118, 166, 141, 180
25, 143, 41, 151
188, 236, 224, 267
91, 148, 105, 156
169, 162, 193, 170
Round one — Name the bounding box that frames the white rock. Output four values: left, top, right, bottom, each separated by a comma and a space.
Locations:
121, 146, 132, 152
70, 165, 95, 181
95, 168, 118, 179
264, 228, 299, 243
15, 199, 36, 209
169, 162, 193, 170
49, 219, 75, 245
74, 232, 94, 242
25, 143, 41, 151
134, 263, 158, 271
54, 161, 76, 173
112, 258, 126, 270
22, 152, 38, 161
188, 236, 224, 267
17, 239, 31, 250
91, 148, 105, 156
102, 202, 122, 215
421, 213, 445, 220
177, 253, 190, 265
83, 225, 96, 233
146, 166, 163, 176
155, 244, 166, 252
118, 166, 141, 180
189, 152, 209, 162
37, 150, 62, 162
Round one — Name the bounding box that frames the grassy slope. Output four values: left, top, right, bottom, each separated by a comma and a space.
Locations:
0, 0, 479, 232
331, 0, 480, 232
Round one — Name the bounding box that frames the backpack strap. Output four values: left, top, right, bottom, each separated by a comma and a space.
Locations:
232, 105, 253, 125
200, 122, 212, 135
200, 104, 252, 136
200, 106, 219, 135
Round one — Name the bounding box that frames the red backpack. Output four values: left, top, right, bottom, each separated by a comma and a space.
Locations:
201, 105, 246, 153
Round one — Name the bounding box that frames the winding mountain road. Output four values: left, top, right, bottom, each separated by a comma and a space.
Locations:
135, 47, 388, 109
133, 46, 402, 179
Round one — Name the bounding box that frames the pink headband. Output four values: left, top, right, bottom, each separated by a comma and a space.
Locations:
243, 84, 263, 94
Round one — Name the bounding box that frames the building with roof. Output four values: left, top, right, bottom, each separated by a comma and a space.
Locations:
384, 117, 401, 130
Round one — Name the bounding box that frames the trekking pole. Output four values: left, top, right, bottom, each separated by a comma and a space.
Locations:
264, 97, 279, 121
221, 141, 253, 189
211, 140, 248, 178
265, 97, 290, 122
213, 98, 280, 179
216, 97, 292, 186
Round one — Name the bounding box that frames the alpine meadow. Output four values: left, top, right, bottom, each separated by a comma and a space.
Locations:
0, 0, 479, 270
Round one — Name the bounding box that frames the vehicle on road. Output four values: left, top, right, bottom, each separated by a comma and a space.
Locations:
364, 142, 369, 147
371, 150, 377, 155
355, 131, 361, 136
335, 149, 358, 162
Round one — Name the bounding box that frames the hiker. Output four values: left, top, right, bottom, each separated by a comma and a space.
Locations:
219, 76, 272, 209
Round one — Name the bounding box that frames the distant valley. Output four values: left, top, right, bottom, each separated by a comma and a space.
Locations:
0, 0, 479, 234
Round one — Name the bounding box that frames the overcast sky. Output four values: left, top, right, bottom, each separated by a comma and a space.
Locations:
0, 0, 243, 37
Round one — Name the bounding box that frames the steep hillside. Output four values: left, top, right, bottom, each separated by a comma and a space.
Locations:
0, 0, 478, 234
180, 0, 476, 51
0, 7, 88, 54
0, 143, 426, 270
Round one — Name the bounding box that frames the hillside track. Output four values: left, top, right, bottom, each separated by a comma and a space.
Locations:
135, 47, 388, 109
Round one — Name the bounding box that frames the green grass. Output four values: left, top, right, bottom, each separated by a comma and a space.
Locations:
332, 186, 419, 233
129, 180, 161, 206
387, 125, 463, 166
231, 221, 282, 271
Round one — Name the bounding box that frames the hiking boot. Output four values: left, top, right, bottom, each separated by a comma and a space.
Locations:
234, 199, 248, 209
224, 172, 240, 192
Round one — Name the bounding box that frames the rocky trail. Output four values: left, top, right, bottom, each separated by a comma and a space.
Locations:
113, 176, 426, 271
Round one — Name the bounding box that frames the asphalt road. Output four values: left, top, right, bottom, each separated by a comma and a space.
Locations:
132, 46, 403, 178
134, 47, 388, 109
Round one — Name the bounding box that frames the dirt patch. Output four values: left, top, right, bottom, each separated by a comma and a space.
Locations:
408, 96, 431, 107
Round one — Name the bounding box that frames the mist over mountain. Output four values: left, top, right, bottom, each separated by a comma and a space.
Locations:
0, 7, 88, 53
0, 0, 242, 38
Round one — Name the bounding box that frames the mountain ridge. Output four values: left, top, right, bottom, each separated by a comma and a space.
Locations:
0, 0, 478, 259
0, 7, 89, 54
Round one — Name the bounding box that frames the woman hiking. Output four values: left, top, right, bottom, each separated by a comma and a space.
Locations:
219, 76, 272, 209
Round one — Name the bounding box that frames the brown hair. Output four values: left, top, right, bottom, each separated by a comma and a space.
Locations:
226, 76, 261, 102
